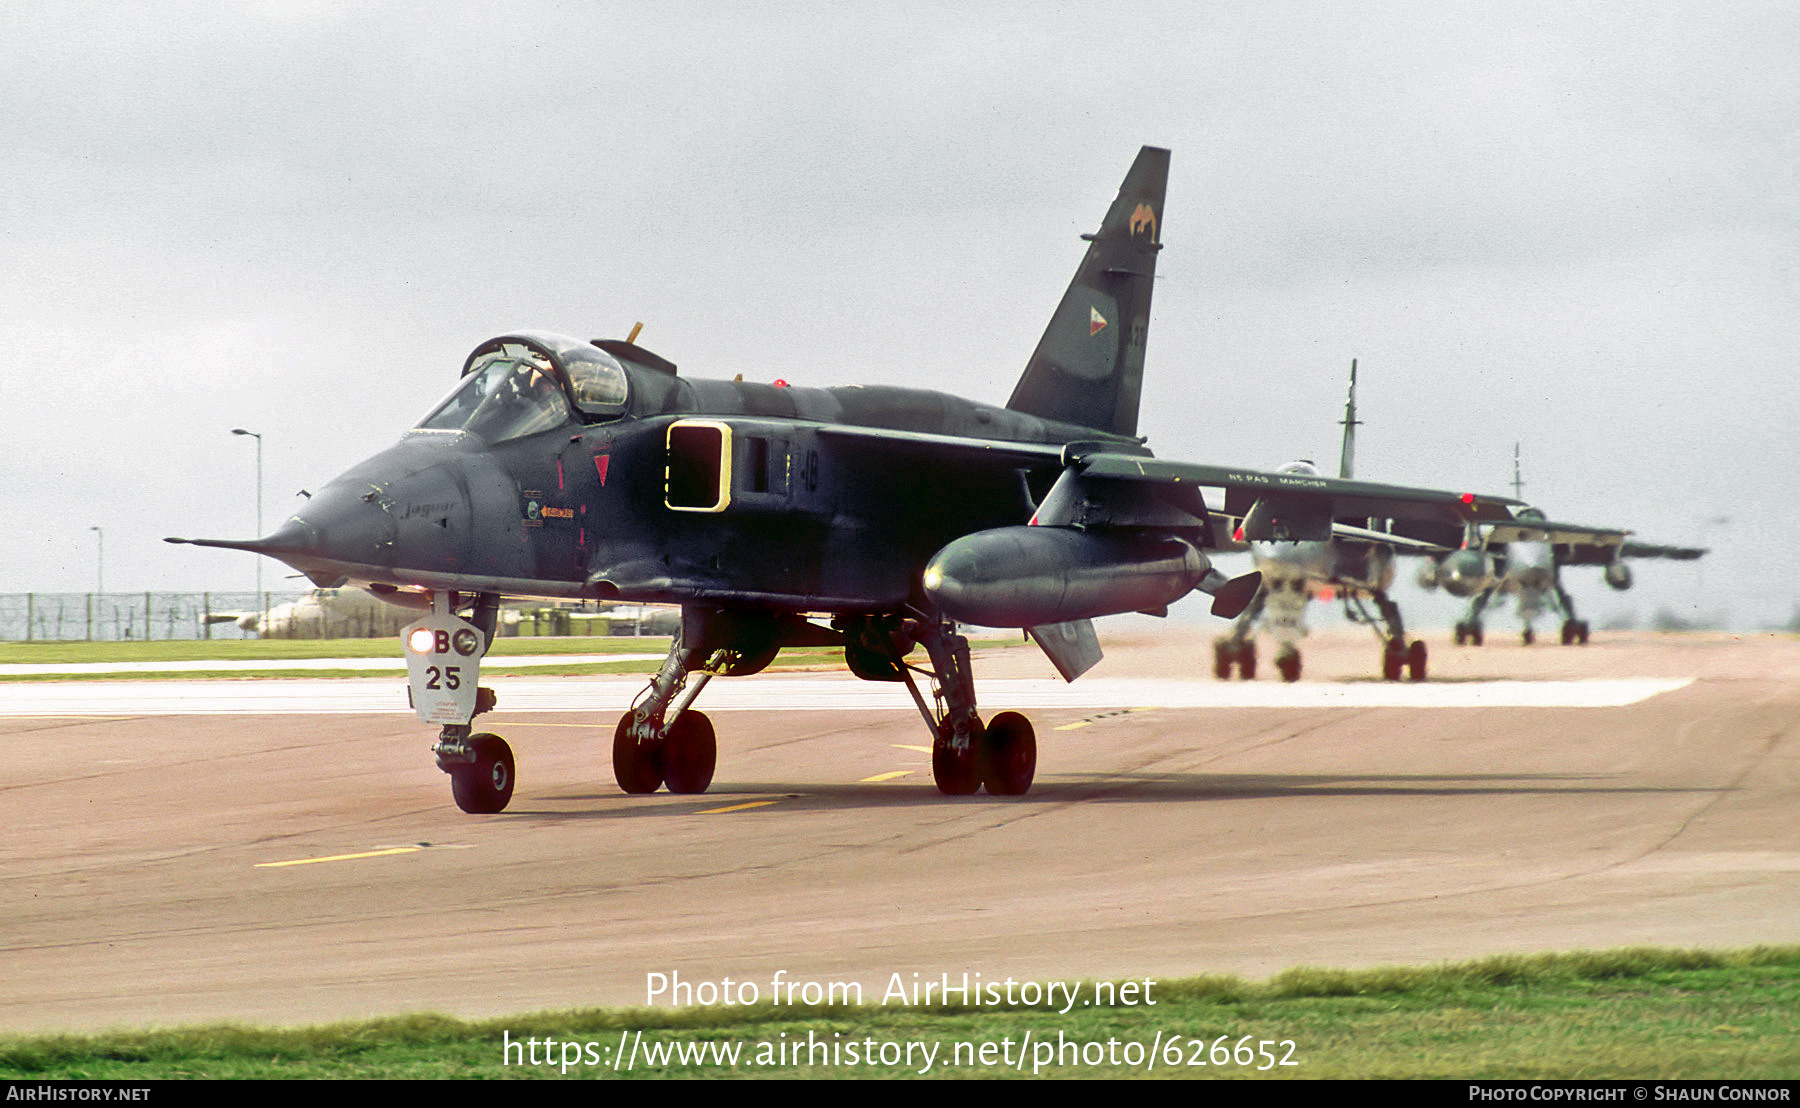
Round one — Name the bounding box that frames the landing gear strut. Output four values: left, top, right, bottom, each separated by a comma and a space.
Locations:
1554, 577, 1590, 645
1350, 589, 1426, 681
1456, 590, 1493, 648
410, 591, 514, 814
1213, 638, 1258, 680
612, 618, 717, 795
1212, 584, 1265, 680
893, 618, 1037, 796
1274, 644, 1301, 683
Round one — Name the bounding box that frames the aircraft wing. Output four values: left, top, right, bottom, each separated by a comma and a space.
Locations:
1483, 518, 1630, 547
801, 428, 1516, 541
1064, 451, 1516, 538
1476, 518, 1707, 566
1620, 541, 1707, 561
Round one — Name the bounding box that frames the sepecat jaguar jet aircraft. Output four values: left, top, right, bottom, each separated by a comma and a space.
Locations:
1416, 446, 1707, 646
171, 146, 1521, 813
1211, 360, 1443, 683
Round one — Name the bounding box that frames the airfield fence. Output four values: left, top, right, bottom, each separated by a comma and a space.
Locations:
2, 592, 309, 642
0, 593, 677, 642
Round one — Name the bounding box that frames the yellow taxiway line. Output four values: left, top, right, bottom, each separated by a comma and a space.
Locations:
255, 846, 423, 869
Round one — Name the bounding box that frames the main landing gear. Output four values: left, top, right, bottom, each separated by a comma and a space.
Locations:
423, 597, 1044, 805
1212, 582, 1265, 680
1349, 590, 1426, 682
1553, 578, 1590, 645
1212, 638, 1258, 680
611, 621, 725, 795
889, 618, 1036, 796
605, 607, 1040, 798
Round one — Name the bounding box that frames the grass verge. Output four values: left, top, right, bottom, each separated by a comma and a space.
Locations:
3, 947, 1796, 1079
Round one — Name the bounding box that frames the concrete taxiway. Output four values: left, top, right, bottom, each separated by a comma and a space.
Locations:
2, 626, 1796, 1032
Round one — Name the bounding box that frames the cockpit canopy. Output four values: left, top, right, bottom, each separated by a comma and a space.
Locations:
415, 332, 629, 443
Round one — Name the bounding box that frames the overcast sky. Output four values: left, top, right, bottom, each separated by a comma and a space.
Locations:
4, 1, 1795, 630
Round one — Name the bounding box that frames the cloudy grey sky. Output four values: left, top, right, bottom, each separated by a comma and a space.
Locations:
4, 1, 1795, 629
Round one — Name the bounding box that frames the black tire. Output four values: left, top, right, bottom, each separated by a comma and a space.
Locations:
1212, 641, 1233, 681
932, 718, 982, 796
1382, 643, 1404, 681
450, 733, 514, 814
1406, 639, 1427, 682
1239, 641, 1258, 680
612, 712, 664, 794
662, 710, 717, 794
1523, 627, 1535, 646
980, 712, 1036, 796
1276, 649, 1301, 683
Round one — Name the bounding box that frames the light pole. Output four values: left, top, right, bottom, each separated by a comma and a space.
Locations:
232, 428, 264, 624
88, 525, 103, 641
89, 525, 104, 596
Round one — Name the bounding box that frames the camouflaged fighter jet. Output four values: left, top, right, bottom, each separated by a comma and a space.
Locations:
1212, 361, 1444, 683
171, 146, 1521, 813
1416, 447, 1708, 646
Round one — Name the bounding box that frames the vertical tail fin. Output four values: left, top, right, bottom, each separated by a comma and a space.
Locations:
1338, 358, 1360, 479
1006, 146, 1169, 438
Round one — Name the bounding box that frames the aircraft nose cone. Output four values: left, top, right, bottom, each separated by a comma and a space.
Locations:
285, 483, 400, 569
1439, 550, 1493, 598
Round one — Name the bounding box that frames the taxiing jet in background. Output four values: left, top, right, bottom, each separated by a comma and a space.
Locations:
1416, 447, 1707, 645
1213, 361, 1441, 682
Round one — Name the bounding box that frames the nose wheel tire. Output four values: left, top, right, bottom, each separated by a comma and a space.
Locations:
662, 710, 717, 794
980, 712, 1036, 796
450, 733, 515, 814
612, 713, 665, 794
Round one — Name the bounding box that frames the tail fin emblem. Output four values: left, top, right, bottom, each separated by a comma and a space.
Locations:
1089, 306, 1108, 336
1129, 202, 1157, 240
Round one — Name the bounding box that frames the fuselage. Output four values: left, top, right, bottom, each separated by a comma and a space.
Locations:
254, 331, 1140, 615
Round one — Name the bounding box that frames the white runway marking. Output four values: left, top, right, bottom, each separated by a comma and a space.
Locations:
0, 676, 1694, 716
0, 654, 667, 677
